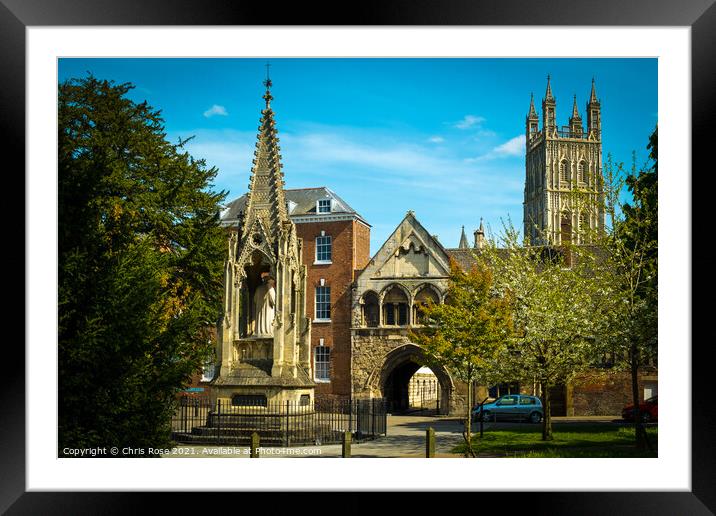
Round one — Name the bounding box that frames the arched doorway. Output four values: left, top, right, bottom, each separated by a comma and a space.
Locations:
372, 344, 452, 415
384, 360, 421, 413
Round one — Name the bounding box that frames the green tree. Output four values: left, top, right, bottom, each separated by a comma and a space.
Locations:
58, 75, 227, 454
411, 260, 513, 457
600, 126, 658, 450
487, 224, 611, 440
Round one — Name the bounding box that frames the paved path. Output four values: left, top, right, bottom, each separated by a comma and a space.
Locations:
164, 414, 625, 458
165, 415, 466, 458
348, 415, 465, 458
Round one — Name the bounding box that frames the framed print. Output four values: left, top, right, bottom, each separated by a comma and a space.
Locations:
4, 0, 715, 513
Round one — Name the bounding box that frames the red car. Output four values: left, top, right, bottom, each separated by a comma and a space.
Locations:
621, 395, 658, 422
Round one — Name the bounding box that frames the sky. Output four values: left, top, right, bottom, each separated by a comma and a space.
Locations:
58, 58, 657, 253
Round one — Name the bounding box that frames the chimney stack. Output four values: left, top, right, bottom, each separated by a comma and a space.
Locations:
473, 218, 485, 250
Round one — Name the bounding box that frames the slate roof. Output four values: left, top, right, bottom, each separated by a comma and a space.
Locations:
446, 245, 609, 272
220, 187, 369, 226
445, 248, 510, 270
445, 248, 480, 270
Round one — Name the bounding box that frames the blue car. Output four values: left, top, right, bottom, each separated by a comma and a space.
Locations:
472, 394, 543, 424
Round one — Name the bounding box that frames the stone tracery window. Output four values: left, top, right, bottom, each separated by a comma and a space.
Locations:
578, 161, 587, 184
560, 160, 569, 185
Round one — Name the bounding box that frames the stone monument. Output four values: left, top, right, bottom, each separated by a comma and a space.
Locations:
211, 77, 314, 409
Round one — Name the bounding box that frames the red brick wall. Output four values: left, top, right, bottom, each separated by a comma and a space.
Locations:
572, 369, 658, 416
295, 219, 368, 398
515, 369, 658, 416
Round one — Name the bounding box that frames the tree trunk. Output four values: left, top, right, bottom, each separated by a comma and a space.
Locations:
541, 381, 553, 441
463, 377, 475, 457
630, 344, 650, 451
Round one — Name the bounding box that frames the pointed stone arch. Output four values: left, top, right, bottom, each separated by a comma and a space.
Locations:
379, 282, 411, 302
412, 282, 442, 300
364, 343, 454, 415
380, 283, 411, 326
412, 283, 442, 325
359, 289, 380, 328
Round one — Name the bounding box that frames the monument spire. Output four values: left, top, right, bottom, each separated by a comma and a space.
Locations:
215, 69, 314, 400
242, 75, 289, 242
263, 62, 273, 108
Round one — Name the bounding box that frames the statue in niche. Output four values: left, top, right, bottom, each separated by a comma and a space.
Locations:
253, 275, 276, 337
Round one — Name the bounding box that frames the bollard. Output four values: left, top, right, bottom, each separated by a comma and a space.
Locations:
250, 432, 260, 458
426, 427, 435, 458
342, 431, 352, 458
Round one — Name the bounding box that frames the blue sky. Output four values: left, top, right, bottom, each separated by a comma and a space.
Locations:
58, 58, 657, 253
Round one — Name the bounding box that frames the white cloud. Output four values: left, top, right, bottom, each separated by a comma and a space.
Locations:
468, 135, 525, 162
203, 104, 228, 118
454, 115, 486, 129
492, 135, 525, 157
428, 136, 445, 143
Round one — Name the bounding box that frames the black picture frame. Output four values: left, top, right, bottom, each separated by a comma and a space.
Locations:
4, 0, 714, 513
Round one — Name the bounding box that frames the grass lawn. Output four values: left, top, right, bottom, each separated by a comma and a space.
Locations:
451, 423, 658, 458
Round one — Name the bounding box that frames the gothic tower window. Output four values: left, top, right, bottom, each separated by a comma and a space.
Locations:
578, 161, 587, 184
560, 160, 569, 185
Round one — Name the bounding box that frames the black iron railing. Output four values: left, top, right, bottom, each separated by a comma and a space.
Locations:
171, 396, 387, 446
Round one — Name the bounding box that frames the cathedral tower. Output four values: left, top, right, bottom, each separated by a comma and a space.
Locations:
524, 76, 605, 245
212, 77, 314, 407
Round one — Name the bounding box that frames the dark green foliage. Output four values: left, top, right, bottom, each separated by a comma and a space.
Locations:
602, 126, 658, 450
58, 75, 227, 454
